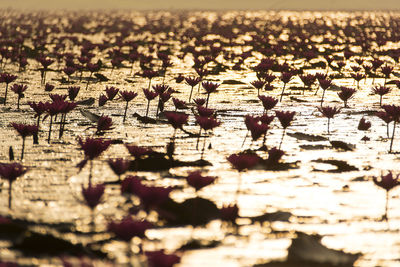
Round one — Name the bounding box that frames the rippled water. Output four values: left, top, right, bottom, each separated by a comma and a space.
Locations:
0, 9, 400, 267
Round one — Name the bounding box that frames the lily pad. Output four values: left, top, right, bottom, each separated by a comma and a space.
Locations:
288, 132, 328, 142
312, 159, 358, 172
158, 197, 220, 226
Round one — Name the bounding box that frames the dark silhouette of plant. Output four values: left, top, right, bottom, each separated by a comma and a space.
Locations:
108, 158, 130, 181
77, 137, 112, 185
250, 80, 265, 96
185, 76, 201, 102
373, 172, 400, 220
337, 86, 356, 108
10, 123, 38, 160
275, 110, 295, 148
318, 106, 341, 134
1, 73, 17, 105
382, 105, 400, 152
0, 162, 28, 209
143, 88, 158, 118
120, 90, 138, 122
68, 86, 80, 101
279, 71, 294, 102
372, 86, 390, 106
202, 81, 220, 108
28, 101, 47, 129
318, 78, 332, 106
10, 84, 27, 109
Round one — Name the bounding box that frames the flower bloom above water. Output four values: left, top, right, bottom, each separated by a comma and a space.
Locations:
227, 153, 260, 172
108, 216, 153, 241
186, 171, 216, 191
164, 111, 188, 129
0, 162, 28, 183
78, 137, 111, 161
373, 171, 400, 192
82, 183, 105, 209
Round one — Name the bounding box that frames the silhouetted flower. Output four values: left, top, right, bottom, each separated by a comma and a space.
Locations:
220, 204, 239, 222
258, 95, 278, 111
318, 106, 340, 134
337, 87, 356, 107
172, 98, 186, 110
165, 111, 188, 129
251, 80, 265, 96
0, 162, 28, 209
11, 123, 38, 160
0, 162, 28, 183
373, 172, 400, 192
372, 86, 391, 106
68, 86, 80, 101
1, 73, 17, 105
108, 158, 130, 178
185, 76, 201, 102
195, 116, 221, 131
120, 90, 138, 122
108, 217, 152, 241
186, 171, 216, 191
28, 101, 47, 128
105, 86, 119, 100
193, 98, 206, 106
137, 185, 173, 210
99, 94, 108, 107
78, 137, 111, 160
197, 106, 214, 117
96, 115, 113, 133
121, 175, 142, 195
82, 183, 105, 209
44, 83, 55, 92
275, 111, 295, 129
125, 144, 152, 159
248, 119, 269, 141
373, 171, 400, 220
227, 153, 260, 172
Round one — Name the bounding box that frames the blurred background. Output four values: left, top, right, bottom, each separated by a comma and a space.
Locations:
0, 0, 399, 10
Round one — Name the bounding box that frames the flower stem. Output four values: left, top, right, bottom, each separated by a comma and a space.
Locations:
384, 190, 389, 221
36, 115, 41, 129
320, 89, 326, 107
123, 101, 129, 122
241, 130, 249, 148
21, 137, 25, 160
279, 83, 286, 102
189, 86, 194, 102
4, 83, 8, 105
279, 128, 286, 150
327, 118, 331, 134
145, 100, 150, 118
196, 128, 202, 150
389, 121, 396, 153
48, 115, 53, 143
206, 93, 210, 108
89, 159, 93, 186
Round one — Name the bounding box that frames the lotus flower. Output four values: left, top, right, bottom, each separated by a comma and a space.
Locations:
318, 106, 341, 134
0, 162, 28, 209
373, 172, 400, 220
